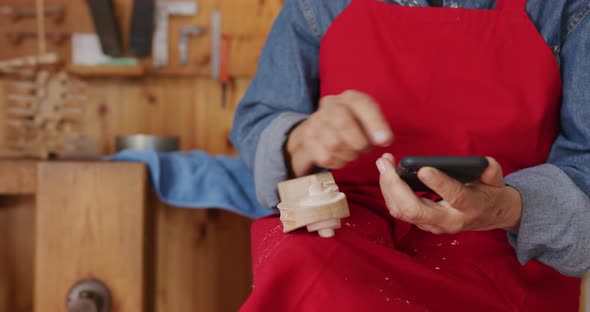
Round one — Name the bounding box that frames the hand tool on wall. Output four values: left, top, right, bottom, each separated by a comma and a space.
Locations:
210, 9, 232, 108
220, 35, 230, 108
210, 9, 221, 80
152, 1, 198, 67
129, 0, 155, 57
178, 25, 206, 66
85, 0, 123, 57
0, 4, 64, 23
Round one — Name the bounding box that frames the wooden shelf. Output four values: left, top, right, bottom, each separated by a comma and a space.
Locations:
67, 64, 145, 77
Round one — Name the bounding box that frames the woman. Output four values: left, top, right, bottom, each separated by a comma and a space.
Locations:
231, 0, 590, 310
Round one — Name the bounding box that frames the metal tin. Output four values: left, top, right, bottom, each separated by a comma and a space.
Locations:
115, 134, 179, 152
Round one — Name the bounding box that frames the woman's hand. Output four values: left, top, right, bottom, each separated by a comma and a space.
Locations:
286, 90, 394, 177
376, 153, 523, 233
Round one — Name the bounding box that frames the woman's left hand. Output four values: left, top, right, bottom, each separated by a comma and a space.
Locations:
376, 154, 523, 234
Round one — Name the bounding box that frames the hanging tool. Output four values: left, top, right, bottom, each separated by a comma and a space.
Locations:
0, 4, 64, 23
178, 26, 206, 66
85, 0, 123, 56
210, 9, 231, 108
210, 9, 221, 80
220, 35, 230, 108
152, 1, 198, 67
129, 0, 155, 57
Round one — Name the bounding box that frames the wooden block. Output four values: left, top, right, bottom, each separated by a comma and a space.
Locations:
278, 196, 349, 234
0, 196, 35, 312
153, 200, 253, 312
0, 161, 37, 195
35, 162, 147, 312
277, 171, 337, 202
277, 172, 350, 237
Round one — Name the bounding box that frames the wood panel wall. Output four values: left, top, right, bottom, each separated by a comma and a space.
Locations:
0, 0, 283, 311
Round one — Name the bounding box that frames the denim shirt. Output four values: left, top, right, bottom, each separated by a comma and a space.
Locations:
230, 0, 590, 277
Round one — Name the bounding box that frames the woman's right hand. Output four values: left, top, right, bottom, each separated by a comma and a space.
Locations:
286, 90, 394, 177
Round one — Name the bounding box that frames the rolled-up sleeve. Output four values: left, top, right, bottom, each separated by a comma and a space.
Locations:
505, 7, 590, 277
230, 0, 322, 209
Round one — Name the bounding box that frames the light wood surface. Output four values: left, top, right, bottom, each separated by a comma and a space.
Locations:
0, 196, 35, 312
278, 172, 339, 202
154, 201, 252, 312
0, 0, 268, 311
279, 197, 349, 233
0, 0, 281, 77
35, 162, 147, 312
0, 160, 255, 312
0, 161, 37, 194
35, 0, 46, 54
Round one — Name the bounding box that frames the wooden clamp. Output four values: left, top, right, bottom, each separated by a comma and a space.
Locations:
277, 172, 350, 238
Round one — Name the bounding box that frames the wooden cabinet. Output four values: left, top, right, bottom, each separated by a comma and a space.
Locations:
0, 160, 253, 312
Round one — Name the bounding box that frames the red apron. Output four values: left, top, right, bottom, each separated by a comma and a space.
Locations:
242, 0, 581, 310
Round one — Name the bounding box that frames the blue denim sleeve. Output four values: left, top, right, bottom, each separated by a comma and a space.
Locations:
505, 3, 590, 277
229, 0, 323, 209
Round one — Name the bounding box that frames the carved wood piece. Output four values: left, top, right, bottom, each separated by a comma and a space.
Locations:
3, 70, 90, 159
277, 172, 350, 238
0, 53, 58, 73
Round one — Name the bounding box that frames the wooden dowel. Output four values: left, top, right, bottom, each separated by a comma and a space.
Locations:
36, 0, 47, 54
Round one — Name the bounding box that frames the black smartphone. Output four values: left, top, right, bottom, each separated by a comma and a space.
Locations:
396, 156, 489, 192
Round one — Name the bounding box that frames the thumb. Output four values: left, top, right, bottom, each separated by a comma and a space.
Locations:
479, 157, 504, 187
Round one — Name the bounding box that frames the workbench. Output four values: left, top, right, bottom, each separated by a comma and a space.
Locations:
0, 160, 253, 312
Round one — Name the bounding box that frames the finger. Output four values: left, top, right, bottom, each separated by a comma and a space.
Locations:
316, 125, 360, 163
421, 199, 465, 234
418, 167, 468, 208
479, 157, 504, 187
304, 117, 362, 169
416, 223, 445, 235
339, 123, 371, 154
319, 106, 371, 153
377, 156, 406, 218
382, 153, 394, 162
378, 156, 440, 224
340, 90, 394, 147
311, 146, 349, 169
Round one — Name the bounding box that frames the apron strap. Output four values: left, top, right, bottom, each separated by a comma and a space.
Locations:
495, 0, 526, 11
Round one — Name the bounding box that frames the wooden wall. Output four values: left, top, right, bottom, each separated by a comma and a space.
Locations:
0, 0, 283, 311
0, 0, 283, 152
